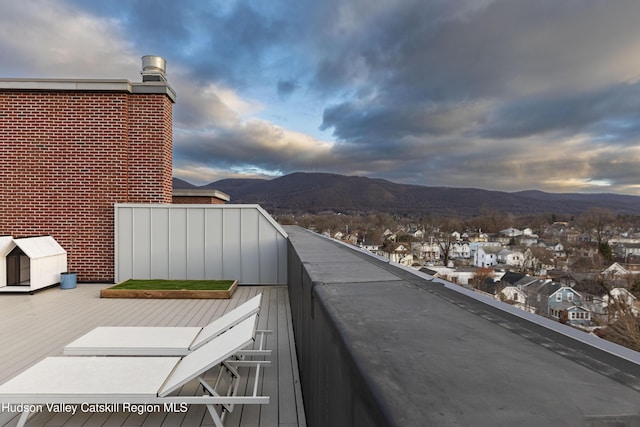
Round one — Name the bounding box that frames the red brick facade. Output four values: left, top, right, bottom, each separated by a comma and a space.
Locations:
0, 88, 173, 282
171, 196, 226, 204
171, 188, 230, 205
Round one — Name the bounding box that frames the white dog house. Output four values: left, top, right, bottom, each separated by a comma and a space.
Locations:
0, 236, 67, 293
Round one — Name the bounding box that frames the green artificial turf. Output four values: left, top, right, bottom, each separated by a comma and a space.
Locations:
111, 279, 235, 291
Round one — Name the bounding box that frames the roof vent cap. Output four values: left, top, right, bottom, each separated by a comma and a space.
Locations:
141, 55, 167, 82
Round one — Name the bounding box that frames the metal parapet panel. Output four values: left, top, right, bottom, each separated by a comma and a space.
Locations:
114, 204, 287, 285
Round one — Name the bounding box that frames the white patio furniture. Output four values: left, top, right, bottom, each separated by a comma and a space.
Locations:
64, 293, 270, 357
0, 314, 269, 427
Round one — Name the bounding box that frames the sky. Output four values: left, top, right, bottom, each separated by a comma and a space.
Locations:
2, 0, 640, 195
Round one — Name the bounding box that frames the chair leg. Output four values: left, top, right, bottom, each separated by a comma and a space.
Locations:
16, 410, 31, 427
205, 404, 225, 427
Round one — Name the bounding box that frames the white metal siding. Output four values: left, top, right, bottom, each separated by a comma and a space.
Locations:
115, 204, 288, 285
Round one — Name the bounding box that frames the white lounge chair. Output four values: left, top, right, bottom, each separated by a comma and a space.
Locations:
64, 293, 270, 356
0, 314, 269, 427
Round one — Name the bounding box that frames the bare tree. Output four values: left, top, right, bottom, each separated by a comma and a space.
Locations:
522, 246, 553, 275
597, 278, 640, 352
472, 207, 506, 234
577, 207, 615, 261
472, 267, 495, 293
433, 217, 462, 266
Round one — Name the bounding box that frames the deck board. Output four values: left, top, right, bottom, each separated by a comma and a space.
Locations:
0, 285, 305, 427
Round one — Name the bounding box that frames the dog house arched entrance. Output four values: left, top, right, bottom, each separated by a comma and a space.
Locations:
6, 246, 30, 286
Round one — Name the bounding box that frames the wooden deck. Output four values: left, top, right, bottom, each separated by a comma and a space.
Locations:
0, 285, 306, 427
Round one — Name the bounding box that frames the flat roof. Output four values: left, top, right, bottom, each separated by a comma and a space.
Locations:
172, 188, 231, 201
0, 78, 176, 103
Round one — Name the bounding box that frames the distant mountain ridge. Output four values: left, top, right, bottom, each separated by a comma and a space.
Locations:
172, 173, 640, 216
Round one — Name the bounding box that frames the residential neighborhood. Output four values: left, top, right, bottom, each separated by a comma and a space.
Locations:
297, 209, 640, 350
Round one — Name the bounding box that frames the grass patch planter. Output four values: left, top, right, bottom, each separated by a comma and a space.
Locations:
100, 279, 238, 299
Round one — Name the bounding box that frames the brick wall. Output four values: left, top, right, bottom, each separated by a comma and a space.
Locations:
0, 90, 173, 282
171, 196, 226, 204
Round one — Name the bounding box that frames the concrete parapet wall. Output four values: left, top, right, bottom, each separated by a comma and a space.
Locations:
285, 225, 640, 427
286, 227, 397, 427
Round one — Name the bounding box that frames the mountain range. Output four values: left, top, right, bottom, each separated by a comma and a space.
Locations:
172, 172, 640, 217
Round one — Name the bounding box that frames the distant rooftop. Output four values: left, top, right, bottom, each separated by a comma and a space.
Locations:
171, 188, 230, 202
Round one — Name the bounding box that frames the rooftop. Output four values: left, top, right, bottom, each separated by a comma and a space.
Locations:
171, 188, 231, 202
2, 226, 640, 426
0, 285, 305, 427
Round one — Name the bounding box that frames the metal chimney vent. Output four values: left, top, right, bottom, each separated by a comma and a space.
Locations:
141, 55, 167, 82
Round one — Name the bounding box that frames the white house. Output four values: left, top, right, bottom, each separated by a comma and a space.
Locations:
360, 242, 380, 252
500, 228, 522, 237
497, 249, 524, 267
466, 232, 489, 243
498, 286, 534, 313
422, 266, 475, 285
519, 235, 539, 246
474, 246, 502, 268
540, 241, 565, 257
385, 243, 411, 265
451, 241, 471, 259
602, 262, 634, 278
412, 229, 425, 240
398, 253, 414, 267
413, 242, 440, 262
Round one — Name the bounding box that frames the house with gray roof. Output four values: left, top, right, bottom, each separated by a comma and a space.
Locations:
548, 287, 592, 327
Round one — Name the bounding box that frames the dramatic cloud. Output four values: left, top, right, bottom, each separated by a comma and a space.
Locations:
3, 0, 640, 195
0, 1, 139, 79
174, 120, 334, 179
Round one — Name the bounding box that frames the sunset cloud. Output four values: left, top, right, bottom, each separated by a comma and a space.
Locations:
2, 0, 640, 195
